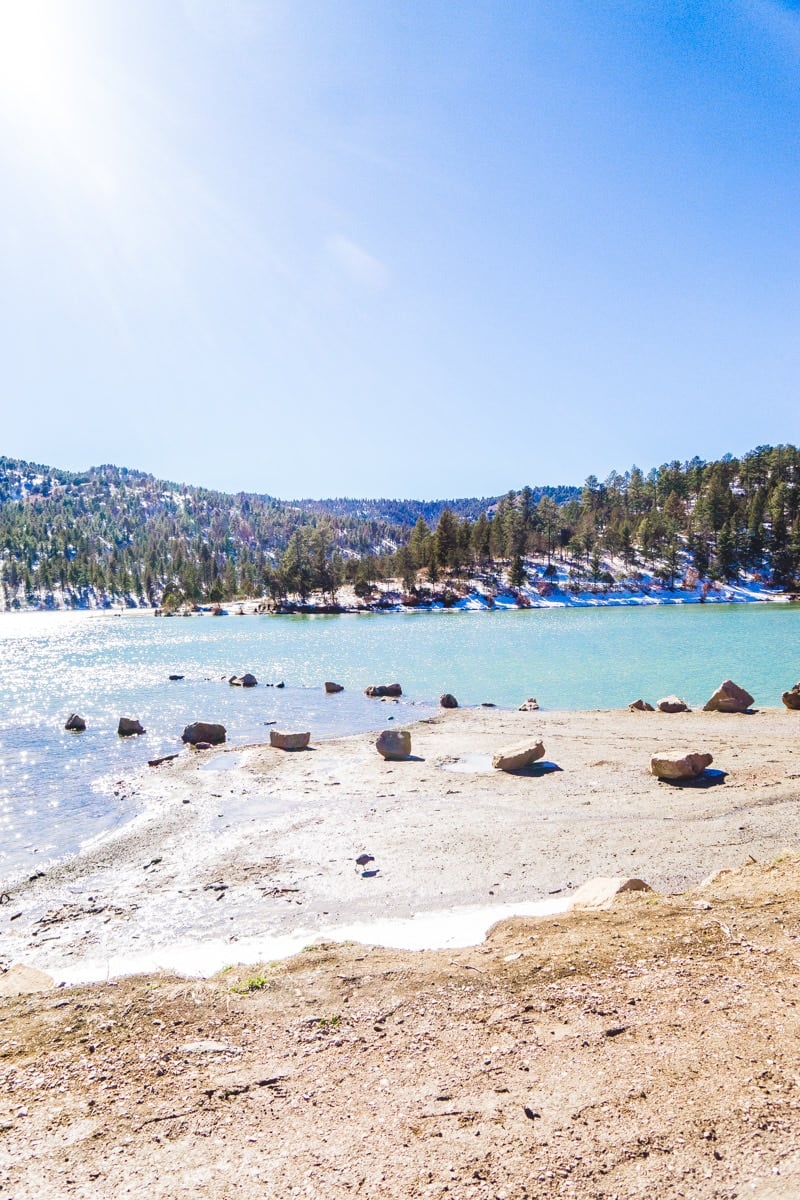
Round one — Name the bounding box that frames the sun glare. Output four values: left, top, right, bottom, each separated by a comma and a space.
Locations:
0, 1, 73, 122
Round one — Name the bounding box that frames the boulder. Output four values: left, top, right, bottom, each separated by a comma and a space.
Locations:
628, 699, 654, 712
182, 721, 226, 746
376, 729, 412, 760
703, 679, 753, 713
569, 877, 653, 910
270, 730, 310, 751
230, 673, 258, 688
492, 740, 546, 772
440, 693, 459, 709
365, 683, 402, 698
518, 698, 539, 712
64, 713, 86, 732
657, 695, 690, 714
0, 963, 55, 997
118, 717, 146, 737
650, 751, 713, 781
782, 683, 800, 711
325, 681, 344, 694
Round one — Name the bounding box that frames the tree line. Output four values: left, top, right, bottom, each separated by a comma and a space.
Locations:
0, 445, 798, 609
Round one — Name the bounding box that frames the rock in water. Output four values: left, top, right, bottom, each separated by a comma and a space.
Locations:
270, 730, 310, 751
118, 717, 146, 737
702, 679, 753, 713
657, 696, 690, 713
365, 683, 402, 698
518, 698, 540, 711
650, 752, 713, 780
440, 693, 458, 709
781, 682, 800, 711
492, 741, 546, 772
64, 713, 86, 732
569, 877, 653, 909
376, 729, 411, 760
182, 721, 227, 746
325, 681, 344, 694
229, 672, 258, 687
628, 699, 654, 712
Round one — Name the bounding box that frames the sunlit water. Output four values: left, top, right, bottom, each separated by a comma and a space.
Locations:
1, 604, 798, 882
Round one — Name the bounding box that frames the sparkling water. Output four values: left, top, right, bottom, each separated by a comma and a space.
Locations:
1, 604, 798, 881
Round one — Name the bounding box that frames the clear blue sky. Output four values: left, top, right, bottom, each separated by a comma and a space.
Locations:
0, 0, 798, 498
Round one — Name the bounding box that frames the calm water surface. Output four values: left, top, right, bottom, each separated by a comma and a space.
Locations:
1, 604, 798, 881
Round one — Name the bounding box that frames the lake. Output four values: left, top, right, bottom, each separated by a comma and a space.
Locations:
1, 603, 798, 881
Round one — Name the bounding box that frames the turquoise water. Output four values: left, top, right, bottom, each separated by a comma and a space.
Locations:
1, 604, 798, 881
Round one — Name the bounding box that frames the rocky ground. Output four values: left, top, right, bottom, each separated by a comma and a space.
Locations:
3, 859, 800, 1199
3, 705, 800, 1198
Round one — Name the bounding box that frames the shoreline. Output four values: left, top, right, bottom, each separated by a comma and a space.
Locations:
5, 704, 800, 985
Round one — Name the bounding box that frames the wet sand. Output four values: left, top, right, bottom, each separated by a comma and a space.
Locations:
4, 706, 800, 981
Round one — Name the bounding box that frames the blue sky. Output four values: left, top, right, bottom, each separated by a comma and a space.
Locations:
0, 0, 797, 498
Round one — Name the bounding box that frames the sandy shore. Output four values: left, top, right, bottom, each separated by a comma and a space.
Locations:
4, 704, 800, 983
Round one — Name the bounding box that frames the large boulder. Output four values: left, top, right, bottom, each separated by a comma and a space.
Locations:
492, 740, 546, 772
325, 681, 344, 694
270, 730, 310, 751
118, 717, 146, 737
657, 696, 690, 714
64, 713, 86, 732
650, 751, 713, 781
376, 729, 411, 760
703, 679, 753, 713
365, 683, 402, 698
230, 672, 258, 688
628, 699, 654, 713
518, 698, 540, 712
569, 877, 653, 910
782, 683, 800, 711
440, 693, 459, 709
182, 721, 226, 746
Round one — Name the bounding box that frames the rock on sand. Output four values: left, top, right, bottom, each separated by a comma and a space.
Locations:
702, 679, 753, 713
657, 696, 690, 714
650, 752, 713, 781
782, 683, 800, 711
569, 876, 653, 909
270, 730, 311, 751
376, 729, 412, 760
492, 740, 546, 772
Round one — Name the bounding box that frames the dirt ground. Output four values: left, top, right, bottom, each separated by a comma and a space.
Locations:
4, 705, 800, 1198
3, 857, 800, 1200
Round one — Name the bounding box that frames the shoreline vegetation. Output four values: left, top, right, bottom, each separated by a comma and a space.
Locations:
2, 443, 800, 613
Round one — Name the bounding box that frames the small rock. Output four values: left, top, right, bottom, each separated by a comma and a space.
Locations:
118, 717, 146, 737
270, 730, 310, 751
650, 751, 713, 780
376, 729, 411, 760
276, 681, 285, 689
365, 683, 402, 698
440, 693, 458, 709
168, 674, 184, 681
628, 699, 654, 712
702, 679, 753, 713
182, 722, 227, 746
492, 741, 545, 772
657, 695, 690, 713
781, 682, 800, 711
325, 682, 344, 694
148, 753, 179, 767
569, 877, 653, 909
518, 698, 539, 712
64, 713, 86, 732
481, 701, 496, 707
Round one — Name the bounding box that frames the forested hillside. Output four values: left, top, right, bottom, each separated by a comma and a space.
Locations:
0, 445, 798, 609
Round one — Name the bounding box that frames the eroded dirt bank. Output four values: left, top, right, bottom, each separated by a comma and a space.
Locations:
3, 860, 800, 1199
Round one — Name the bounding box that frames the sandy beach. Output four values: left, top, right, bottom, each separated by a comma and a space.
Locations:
4, 704, 800, 982
4, 705, 800, 1198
